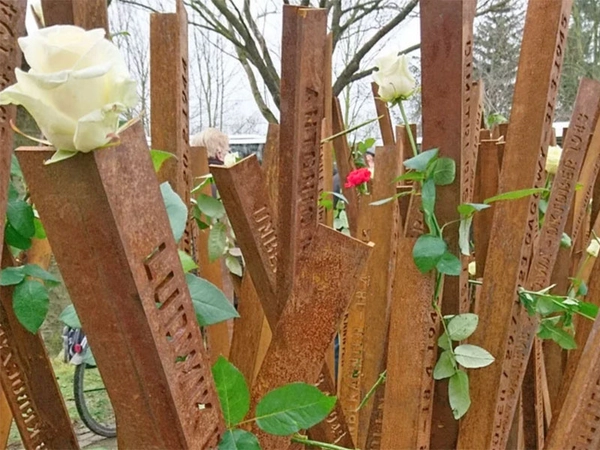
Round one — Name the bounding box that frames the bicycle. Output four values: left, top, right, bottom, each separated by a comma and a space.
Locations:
63, 327, 117, 438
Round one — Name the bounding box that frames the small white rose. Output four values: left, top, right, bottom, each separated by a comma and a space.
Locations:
545, 145, 562, 175
372, 51, 416, 103
468, 261, 476, 276
0, 25, 138, 163
587, 239, 600, 258
223, 152, 240, 168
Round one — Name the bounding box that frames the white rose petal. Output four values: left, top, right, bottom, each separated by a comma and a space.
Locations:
373, 51, 416, 103
545, 145, 562, 175
0, 25, 138, 158
468, 261, 476, 276
587, 239, 600, 258
223, 152, 240, 168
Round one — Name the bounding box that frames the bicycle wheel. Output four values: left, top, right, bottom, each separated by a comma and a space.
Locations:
74, 363, 117, 437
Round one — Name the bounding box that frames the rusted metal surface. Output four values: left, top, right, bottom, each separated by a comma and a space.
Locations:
250, 225, 372, 449
515, 79, 600, 449
190, 146, 230, 359
151, 1, 191, 208
40, 0, 74, 26
320, 33, 334, 228
380, 236, 437, 450
357, 145, 400, 448
212, 156, 355, 448
0, 247, 79, 449
457, 3, 573, 449
229, 274, 264, 386
0, 387, 10, 448
17, 125, 224, 449
277, 6, 327, 302
261, 124, 280, 224
397, 125, 416, 223
72, 0, 109, 33
421, 0, 476, 444
473, 133, 500, 278
544, 312, 600, 449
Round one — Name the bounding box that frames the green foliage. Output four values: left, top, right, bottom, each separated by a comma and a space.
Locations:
12, 279, 49, 333
212, 356, 250, 427
160, 182, 187, 243
209, 222, 228, 262
449, 370, 471, 420
197, 194, 226, 219
178, 250, 198, 273
186, 273, 239, 326
150, 149, 176, 172
446, 313, 478, 341
412, 235, 447, 273
219, 430, 260, 450
255, 383, 336, 436
59, 304, 82, 329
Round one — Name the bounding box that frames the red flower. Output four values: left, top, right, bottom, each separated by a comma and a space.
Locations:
345, 168, 372, 188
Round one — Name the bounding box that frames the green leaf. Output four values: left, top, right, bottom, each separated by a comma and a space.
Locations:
10, 155, 22, 179
186, 273, 239, 326
430, 158, 456, 185
208, 222, 228, 262
484, 188, 547, 204
197, 194, 226, 219
438, 332, 452, 351
33, 217, 46, 239
535, 296, 564, 315
576, 280, 588, 297
59, 304, 82, 329
413, 235, 447, 273
560, 232, 572, 249
459, 217, 473, 256
449, 370, 471, 419
454, 344, 495, 368
4, 223, 31, 250
457, 203, 490, 216
404, 148, 439, 172
369, 196, 395, 206
226, 255, 243, 277
434, 350, 457, 380
447, 314, 479, 341
83, 347, 96, 366
218, 429, 260, 450
537, 320, 577, 350
160, 182, 188, 243
150, 149, 176, 172
212, 356, 250, 427
331, 191, 349, 204
436, 252, 462, 276
178, 250, 198, 273
255, 383, 336, 436
579, 301, 598, 319
392, 171, 424, 184
7, 200, 35, 238
421, 178, 436, 218
12, 279, 49, 333
0, 267, 25, 286
22, 264, 60, 286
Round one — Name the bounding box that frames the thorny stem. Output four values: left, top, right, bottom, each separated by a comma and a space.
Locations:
355, 369, 387, 411
433, 273, 456, 358
398, 100, 418, 157
291, 434, 358, 450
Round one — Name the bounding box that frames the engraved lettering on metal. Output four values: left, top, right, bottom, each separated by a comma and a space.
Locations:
252, 206, 278, 272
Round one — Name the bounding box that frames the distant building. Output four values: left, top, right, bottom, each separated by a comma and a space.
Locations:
229, 134, 266, 161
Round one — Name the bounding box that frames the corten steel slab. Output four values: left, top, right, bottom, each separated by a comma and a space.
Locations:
250, 225, 372, 450
319, 33, 334, 228
511, 79, 600, 449
211, 157, 355, 448
544, 312, 600, 449
277, 6, 327, 302
42, 0, 108, 32
151, 2, 191, 208
331, 98, 359, 235
357, 145, 401, 448
420, 1, 476, 445
371, 82, 395, 147
456, 3, 573, 449
40, 0, 74, 25
190, 146, 230, 360
0, 387, 9, 448
0, 248, 79, 449
381, 235, 438, 450
17, 125, 224, 449
473, 133, 500, 278
261, 124, 280, 224
0, 0, 24, 280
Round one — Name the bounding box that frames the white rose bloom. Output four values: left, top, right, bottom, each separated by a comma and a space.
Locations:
468, 261, 476, 276
0, 25, 138, 162
223, 152, 240, 168
545, 145, 562, 175
587, 239, 600, 258
372, 51, 416, 103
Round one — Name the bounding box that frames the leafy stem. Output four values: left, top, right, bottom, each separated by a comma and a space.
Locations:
356, 369, 387, 411
291, 434, 357, 450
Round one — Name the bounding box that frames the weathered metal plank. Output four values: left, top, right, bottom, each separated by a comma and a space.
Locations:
261, 123, 280, 223
0, 387, 9, 448
0, 247, 79, 449
320, 33, 334, 228
150, 1, 191, 206
250, 225, 372, 449
17, 125, 224, 449
357, 145, 400, 448
190, 146, 230, 359
40, 0, 74, 25
277, 6, 327, 302
211, 156, 355, 449
380, 236, 437, 450
456, 3, 573, 449
421, 1, 476, 445
371, 82, 395, 146
72, 0, 108, 33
